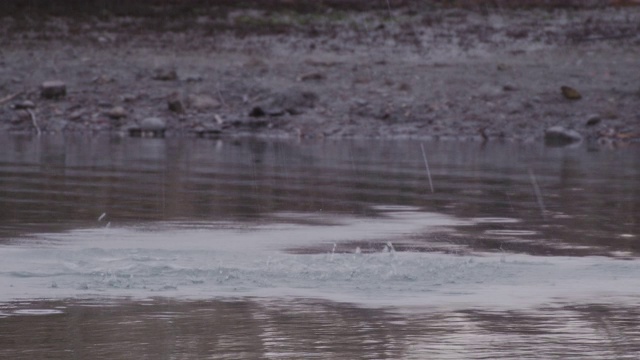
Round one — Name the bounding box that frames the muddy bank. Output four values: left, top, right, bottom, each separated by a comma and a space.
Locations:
0, 3, 639, 143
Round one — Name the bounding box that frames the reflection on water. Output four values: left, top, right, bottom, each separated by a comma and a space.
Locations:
0, 134, 638, 255
1, 299, 639, 359
0, 134, 639, 358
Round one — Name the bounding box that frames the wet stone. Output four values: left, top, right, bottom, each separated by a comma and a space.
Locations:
140, 117, 166, 131
40, 80, 67, 99
545, 126, 583, 146
129, 117, 166, 138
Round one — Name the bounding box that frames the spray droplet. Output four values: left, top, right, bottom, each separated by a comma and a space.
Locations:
386, 241, 395, 253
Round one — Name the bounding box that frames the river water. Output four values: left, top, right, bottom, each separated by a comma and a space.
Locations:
0, 134, 639, 359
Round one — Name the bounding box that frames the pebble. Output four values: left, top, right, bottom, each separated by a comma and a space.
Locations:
69, 109, 85, 121
561, 85, 582, 100
105, 106, 127, 119
187, 94, 220, 111
297, 72, 326, 81
40, 80, 67, 99
586, 114, 601, 126
354, 98, 369, 106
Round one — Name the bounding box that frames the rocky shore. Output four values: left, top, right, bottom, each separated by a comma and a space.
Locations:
1, 1, 639, 144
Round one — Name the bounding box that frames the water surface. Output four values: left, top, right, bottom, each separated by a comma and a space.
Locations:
0, 134, 639, 358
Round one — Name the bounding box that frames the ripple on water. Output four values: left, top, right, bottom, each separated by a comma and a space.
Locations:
12, 309, 64, 316
472, 217, 521, 224
484, 229, 538, 236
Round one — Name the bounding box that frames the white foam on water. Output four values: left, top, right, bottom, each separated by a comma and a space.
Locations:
484, 229, 538, 236
471, 217, 521, 224
12, 309, 65, 316
1, 209, 639, 310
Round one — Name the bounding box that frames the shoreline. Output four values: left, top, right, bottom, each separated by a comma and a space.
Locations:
1, 4, 639, 145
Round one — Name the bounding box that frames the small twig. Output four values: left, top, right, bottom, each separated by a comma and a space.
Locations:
528, 168, 546, 220
0, 91, 24, 105
27, 109, 41, 136
216, 84, 227, 108
420, 143, 435, 193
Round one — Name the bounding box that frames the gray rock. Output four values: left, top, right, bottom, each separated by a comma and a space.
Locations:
187, 94, 220, 111
129, 117, 167, 138
40, 80, 67, 99
354, 98, 369, 106
139, 117, 166, 131
69, 109, 85, 121
105, 106, 127, 119
545, 126, 583, 146
14, 100, 35, 109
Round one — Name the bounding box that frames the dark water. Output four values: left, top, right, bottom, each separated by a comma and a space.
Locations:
0, 134, 639, 359
1, 134, 638, 255
2, 299, 640, 359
